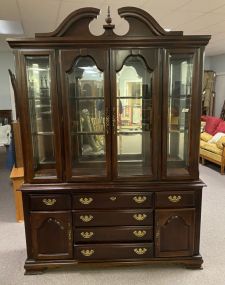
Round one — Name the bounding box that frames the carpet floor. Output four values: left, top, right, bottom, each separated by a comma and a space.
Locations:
0, 146, 225, 285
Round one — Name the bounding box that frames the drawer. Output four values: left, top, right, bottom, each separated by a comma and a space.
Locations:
75, 243, 153, 261
155, 191, 195, 208
74, 226, 153, 243
73, 192, 153, 209
73, 209, 153, 227
29, 194, 71, 211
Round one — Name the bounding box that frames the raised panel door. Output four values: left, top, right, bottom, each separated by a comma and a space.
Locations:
155, 208, 195, 257
30, 211, 73, 260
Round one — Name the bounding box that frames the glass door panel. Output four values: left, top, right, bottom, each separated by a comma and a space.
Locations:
25, 56, 56, 177
167, 54, 193, 176
116, 56, 153, 177
67, 56, 106, 176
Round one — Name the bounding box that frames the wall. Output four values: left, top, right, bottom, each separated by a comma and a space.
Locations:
204, 56, 211, 70
0, 51, 14, 110
205, 54, 225, 117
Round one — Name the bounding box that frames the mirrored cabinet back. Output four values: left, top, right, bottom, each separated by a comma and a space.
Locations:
7, 7, 210, 274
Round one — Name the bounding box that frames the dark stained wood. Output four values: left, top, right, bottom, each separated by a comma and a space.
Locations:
12, 121, 24, 167
74, 226, 153, 243
155, 191, 195, 208
8, 70, 19, 120
36, 8, 100, 38
118, 7, 183, 37
60, 48, 111, 182
23, 254, 203, 274
74, 243, 154, 261
7, 6, 210, 273
73, 192, 153, 209
111, 48, 160, 181
73, 209, 153, 227
19, 50, 63, 183
155, 208, 195, 257
30, 211, 73, 260
29, 194, 71, 211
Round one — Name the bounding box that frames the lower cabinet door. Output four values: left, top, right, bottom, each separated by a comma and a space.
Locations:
30, 211, 73, 260
155, 208, 195, 257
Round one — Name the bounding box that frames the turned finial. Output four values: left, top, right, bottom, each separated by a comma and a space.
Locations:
103, 6, 115, 31
105, 6, 112, 25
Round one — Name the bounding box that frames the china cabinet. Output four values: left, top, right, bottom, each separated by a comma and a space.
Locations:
7, 7, 210, 274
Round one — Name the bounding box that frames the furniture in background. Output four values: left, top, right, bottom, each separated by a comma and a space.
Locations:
7, 7, 210, 274
0, 110, 12, 125
200, 116, 225, 174
10, 166, 24, 222
202, 71, 216, 116
0, 110, 12, 147
0, 124, 11, 146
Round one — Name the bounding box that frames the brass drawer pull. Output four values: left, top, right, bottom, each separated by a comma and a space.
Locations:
81, 249, 95, 257
110, 196, 117, 201
80, 215, 93, 222
133, 230, 146, 238
133, 196, 147, 204
81, 232, 94, 239
42, 198, 56, 206
134, 248, 147, 255
168, 195, 182, 203
133, 214, 147, 221
79, 197, 93, 205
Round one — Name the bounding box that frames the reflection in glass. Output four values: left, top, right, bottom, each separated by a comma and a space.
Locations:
167, 54, 193, 176
116, 56, 152, 177
67, 56, 106, 176
26, 56, 56, 177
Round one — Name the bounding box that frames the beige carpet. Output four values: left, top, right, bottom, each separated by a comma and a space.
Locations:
0, 147, 225, 285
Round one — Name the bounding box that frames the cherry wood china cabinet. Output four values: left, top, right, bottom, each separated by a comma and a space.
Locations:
7, 7, 210, 274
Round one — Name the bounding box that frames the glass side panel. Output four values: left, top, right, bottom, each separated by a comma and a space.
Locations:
167, 54, 193, 176
25, 56, 56, 177
67, 56, 106, 177
116, 56, 153, 177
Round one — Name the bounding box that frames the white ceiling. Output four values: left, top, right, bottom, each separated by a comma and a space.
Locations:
1, 0, 225, 56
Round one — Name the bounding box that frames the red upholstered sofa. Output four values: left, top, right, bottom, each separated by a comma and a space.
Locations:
200, 116, 225, 174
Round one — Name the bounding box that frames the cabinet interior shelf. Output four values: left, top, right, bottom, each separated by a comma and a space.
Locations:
71, 131, 104, 135
32, 132, 54, 135
28, 96, 51, 99
69, 96, 104, 100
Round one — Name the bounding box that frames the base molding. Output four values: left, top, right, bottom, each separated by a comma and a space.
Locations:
24, 255, 203, 274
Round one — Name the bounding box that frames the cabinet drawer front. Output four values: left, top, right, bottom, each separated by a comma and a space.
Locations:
75, 226, 153, 243
73, 193, 153, 209
155, 191, 195, 208
75, 243, 153, 261
73, 210, 153, 227
30, 194, 71, 210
